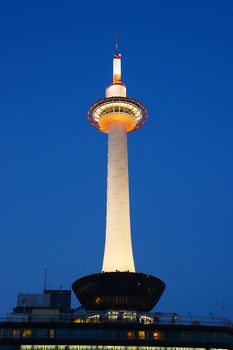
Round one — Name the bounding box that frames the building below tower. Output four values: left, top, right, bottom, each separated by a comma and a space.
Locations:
1, 288, 232, 349
9, 289, 71, 322
0, 305, 232, 350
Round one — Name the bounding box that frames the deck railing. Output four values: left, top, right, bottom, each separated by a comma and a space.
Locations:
0, 310, 232, 328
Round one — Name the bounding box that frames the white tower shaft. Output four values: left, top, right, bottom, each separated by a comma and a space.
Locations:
102, 122, 135, 272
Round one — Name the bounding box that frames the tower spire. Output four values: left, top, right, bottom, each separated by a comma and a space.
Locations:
113, 43, 122, 84
115, 33, 118, 53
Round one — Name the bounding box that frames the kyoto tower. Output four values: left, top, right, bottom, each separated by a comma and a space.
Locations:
72, 42, 165, 311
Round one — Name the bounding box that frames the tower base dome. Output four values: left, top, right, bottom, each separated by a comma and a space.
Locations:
72, 272, 165, 312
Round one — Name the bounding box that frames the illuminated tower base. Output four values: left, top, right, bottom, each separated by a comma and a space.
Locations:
72, 45, 165, 311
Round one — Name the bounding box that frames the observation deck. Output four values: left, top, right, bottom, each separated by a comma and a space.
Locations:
88, 97, 148, 133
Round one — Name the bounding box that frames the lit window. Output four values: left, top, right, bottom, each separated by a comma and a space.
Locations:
12, 329, 20, 337
138, 330, 145, 339
152, 331, 162, 340
49, 329, 55, 338
88, 315, 100, 323
74, 317, 81, 323
123, 312, 137, 321
68, 346, 79, 350
33, 346, 43, 350
20, 346, 32, 350
107, 311, 119, 320
23, 329, 32, 337
139, 315, 153, 324
95, 297, 101, 305
127, 331, 135, 339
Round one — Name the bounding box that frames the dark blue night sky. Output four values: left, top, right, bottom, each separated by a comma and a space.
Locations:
0, 0, 232, 318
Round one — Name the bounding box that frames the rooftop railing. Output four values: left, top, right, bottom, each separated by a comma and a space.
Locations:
0, 310, 232, 328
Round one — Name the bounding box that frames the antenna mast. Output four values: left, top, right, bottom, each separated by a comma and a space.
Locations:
116, 33, 118, 53
43, 268, 47, 292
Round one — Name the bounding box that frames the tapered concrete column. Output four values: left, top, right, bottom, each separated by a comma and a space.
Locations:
102, 122, 135, 272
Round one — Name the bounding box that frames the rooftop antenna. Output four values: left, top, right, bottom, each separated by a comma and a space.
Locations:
116, 33, 118, 53
43, 268, 47, 292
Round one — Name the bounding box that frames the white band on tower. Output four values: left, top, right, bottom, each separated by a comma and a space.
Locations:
102, 122, 135, 272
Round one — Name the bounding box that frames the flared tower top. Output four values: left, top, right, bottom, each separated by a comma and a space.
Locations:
88, 44, 148, 133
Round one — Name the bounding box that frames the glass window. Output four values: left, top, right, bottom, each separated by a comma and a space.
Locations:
21, 346, 32, 350
32, 346, 44, 350
152, 331, 163, 340
49, 329, 55, 338
12, 329, 20, 338
127, 331, 135, 339
138, 331, 145, 339
23, 329, 32, 337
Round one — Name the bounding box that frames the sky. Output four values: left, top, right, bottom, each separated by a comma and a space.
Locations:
0, 0, 232, 319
